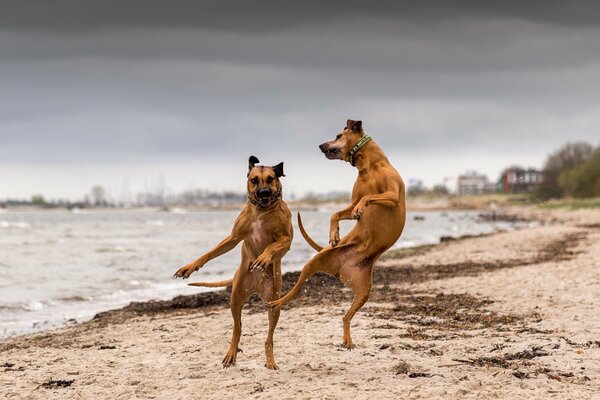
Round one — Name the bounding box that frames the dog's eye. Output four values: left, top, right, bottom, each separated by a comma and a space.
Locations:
267, 176, 274, 184
251, 177, 258, 184
336, 134, 342, 139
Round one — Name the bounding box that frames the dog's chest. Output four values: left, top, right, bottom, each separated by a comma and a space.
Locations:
353, 172, 377, 198
246, 219, 271, 251
250, 220, 263, 242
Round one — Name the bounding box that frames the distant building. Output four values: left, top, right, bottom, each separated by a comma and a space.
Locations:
407, 178, 425, 195
501, 167, 543, 193
457, 171, 497, 195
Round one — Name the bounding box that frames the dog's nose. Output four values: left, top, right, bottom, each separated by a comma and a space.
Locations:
257, 188, 272, 198
319, 143, 328, 152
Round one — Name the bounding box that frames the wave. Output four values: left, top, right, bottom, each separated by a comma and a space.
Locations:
59, 295, 92, 302
1, 300, 57, 312
0, 221, 31, 229
95, 246, 132, 253
169, 208, 189, 214
70, 208, 90, 214
146, 220, 164, 226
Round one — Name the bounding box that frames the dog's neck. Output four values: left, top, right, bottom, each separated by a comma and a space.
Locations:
352, 140, 388, 173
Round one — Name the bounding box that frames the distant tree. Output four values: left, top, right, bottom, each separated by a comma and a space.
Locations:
537, 142, 594, 198
31, 194, 46, 206
559, 147, 600, 198
432, 184, 449, 195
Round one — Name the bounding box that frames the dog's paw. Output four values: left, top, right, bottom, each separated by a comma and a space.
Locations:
267, 299, 283, 310
351, 203, 366, 220
173, 263, 201, 279
265, 360, 279, 370
329, 230, 340, 247
222, 348, 238, 369
341, 338, 354, 350
250, 253, 272, 271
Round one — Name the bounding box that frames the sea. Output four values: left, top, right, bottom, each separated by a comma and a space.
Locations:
0, 208, 532, 337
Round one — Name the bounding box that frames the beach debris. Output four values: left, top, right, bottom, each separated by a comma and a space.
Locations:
374, 231, 585, 289
371, 334, 392, 339
451, 346, 548, 369
560, 336, 600, 348
251, 383, 265, 394
504, 347, 548, 361
393, 361, 411, 375
393, 361, 433, 378
512, 371, 530, 379
98, 345, 116, 350
440, 236, 456, 242
41, 378, 74, 389
2, 362, 25, 372
408, 372, 433, 378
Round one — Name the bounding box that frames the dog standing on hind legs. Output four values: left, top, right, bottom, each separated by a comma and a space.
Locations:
174, 156, 292, 369
269, 119, 406, 349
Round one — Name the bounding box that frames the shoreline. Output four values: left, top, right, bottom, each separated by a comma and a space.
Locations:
2, 207, 600, 399
0, 209, 540, 340
0, 207, 553, 338
0, 208, 531, 339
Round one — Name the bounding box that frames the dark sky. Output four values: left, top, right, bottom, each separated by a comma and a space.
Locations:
1, 1, 599, 200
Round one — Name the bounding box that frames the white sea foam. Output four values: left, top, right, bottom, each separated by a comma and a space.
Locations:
146, 220, 164, 226
0, 221, 31, 229
169, 208, 189, 214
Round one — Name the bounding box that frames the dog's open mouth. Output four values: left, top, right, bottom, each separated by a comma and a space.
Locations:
323, 147, 341, 159
259, 197, 272, 207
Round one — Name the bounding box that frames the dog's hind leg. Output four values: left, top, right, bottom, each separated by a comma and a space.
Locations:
259, 262, 282, 370
222, 273, 251, 368
338, 263, 373, 349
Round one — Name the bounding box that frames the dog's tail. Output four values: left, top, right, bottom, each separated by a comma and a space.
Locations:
187, 278, 233, 288
298, 212, 324, 252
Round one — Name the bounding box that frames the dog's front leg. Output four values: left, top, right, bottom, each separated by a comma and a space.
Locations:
351, 181, 401, 219
351, 191, 400, 219
329, 204, 356, 246
250, 235, 292, 271
174, 234, 242, 278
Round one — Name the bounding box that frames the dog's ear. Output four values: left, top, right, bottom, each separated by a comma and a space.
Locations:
346, 119, 355, 129
349, 120, 363, 133
273, 162, 285, 178
248, 155, 260, 171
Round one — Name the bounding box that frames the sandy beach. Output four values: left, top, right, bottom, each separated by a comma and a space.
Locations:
2, 207, 600, 399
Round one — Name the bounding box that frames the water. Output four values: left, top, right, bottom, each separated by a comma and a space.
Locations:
0, 208, 529, 337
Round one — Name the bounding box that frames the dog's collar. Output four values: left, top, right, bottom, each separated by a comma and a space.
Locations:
248, 191, 282, 209
349, 135, 372, 167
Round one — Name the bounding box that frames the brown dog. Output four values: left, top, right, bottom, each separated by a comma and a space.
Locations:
174, 156, 292, 369
269, 119, 406, 349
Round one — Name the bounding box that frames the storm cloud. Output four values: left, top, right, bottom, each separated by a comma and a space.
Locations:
1, 1, 599, 199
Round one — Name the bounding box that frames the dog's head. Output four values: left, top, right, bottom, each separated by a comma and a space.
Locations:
247, 156, 285, 208
319, 119, 365, 162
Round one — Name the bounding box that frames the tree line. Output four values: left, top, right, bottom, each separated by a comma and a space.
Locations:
537, 142, 600, 199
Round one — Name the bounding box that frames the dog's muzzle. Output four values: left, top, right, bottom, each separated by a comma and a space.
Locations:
253, 188, 277, 208
320, 143, 341, 159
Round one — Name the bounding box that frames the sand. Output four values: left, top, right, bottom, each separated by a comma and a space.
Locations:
2, 207, 600, 399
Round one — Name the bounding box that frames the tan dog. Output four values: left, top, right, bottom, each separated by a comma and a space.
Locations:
269, 119, 406, 349
174, 156, 292, 369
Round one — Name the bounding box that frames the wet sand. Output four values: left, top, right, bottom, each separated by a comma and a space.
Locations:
2, 207, 600, 399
